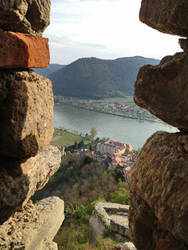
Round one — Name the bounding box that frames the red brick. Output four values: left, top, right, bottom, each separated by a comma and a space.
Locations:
0, 31, 49, 68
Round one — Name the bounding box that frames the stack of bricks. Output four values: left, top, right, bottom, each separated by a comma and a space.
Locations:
0, 1, 64, 249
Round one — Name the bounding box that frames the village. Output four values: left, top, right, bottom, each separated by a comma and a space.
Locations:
96, 139, 137, 183
55, 96, 158, 121
58, 137, 137, 184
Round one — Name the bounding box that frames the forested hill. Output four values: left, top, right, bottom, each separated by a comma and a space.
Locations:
48, 56, 159, 99
33, 63, 64, 77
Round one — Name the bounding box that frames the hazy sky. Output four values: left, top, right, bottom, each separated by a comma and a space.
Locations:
45, 0, 182, 64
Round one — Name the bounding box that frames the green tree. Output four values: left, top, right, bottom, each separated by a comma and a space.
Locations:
90, 127, 97, 139
108, 187, 129, 205
78, 140, 84, 148
74, 141, 78, 149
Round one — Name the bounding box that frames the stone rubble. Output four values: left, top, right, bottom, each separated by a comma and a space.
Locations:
129, 1, 188, 250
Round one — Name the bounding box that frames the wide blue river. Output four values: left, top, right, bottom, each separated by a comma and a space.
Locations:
53, 105, 177, 149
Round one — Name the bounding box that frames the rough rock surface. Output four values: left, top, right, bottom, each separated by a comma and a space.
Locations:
121, 242, 137, 250
179, 39, 188, 53
0, 145, 61, 224
134, 52, 188, 131
0, 197, 64, 250
0, 70, 54, 159
0, 0, 51, 36
0, 31, 49, 68
139, 0, 188, 37
155, 239, 178, 250
129, 131, 188, 250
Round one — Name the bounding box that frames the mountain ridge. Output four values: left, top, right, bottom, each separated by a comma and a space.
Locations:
48, 56, 160, 99
33, 63, 65, 77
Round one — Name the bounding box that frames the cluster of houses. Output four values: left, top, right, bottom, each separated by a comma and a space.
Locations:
100, 102, 148, 115
96, 140, 133, 155
96, 140, 136, 181
58, 139, 136, 183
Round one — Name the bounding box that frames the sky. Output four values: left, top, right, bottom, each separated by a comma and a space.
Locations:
44, 0, 182, 65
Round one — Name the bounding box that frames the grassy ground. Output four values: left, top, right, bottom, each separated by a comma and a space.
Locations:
51, 128, 83, 146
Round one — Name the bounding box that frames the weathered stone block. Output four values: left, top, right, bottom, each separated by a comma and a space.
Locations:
0, 145, 61, 224
134, 52, 188, 130
129, 192, 178, 250
0, 197, 64, 250
0, 31, 49, 68
129, 131, 188, 250
139, 0, 188, 37
179, 39, 188, 53
121, 242, 137, 250
0, 70, 54, 159
0, 0, 51, 36
155, 239, 178, 250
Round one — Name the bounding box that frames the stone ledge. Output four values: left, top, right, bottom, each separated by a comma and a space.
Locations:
90, 202, 131, 242
94, 202, 129, 229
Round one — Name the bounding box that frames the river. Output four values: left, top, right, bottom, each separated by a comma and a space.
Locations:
53, 105, 177, 149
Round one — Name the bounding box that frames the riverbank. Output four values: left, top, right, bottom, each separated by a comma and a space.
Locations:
54, 96, 160, 123
57, 102, 160, 123
53, 104, 177, 149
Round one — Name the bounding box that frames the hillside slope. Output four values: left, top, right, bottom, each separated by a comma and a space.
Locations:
49, 56, 159, 99
33, 63, 64, 77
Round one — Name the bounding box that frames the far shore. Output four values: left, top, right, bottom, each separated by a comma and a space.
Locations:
55, 103, 161, 124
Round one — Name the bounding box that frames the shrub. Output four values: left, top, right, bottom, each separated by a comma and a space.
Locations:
108, 187, 129, 205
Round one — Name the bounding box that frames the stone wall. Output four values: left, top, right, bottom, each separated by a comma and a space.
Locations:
0, 1, 64, 249
129, 1, 188, 250
89, 202, 136, 249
